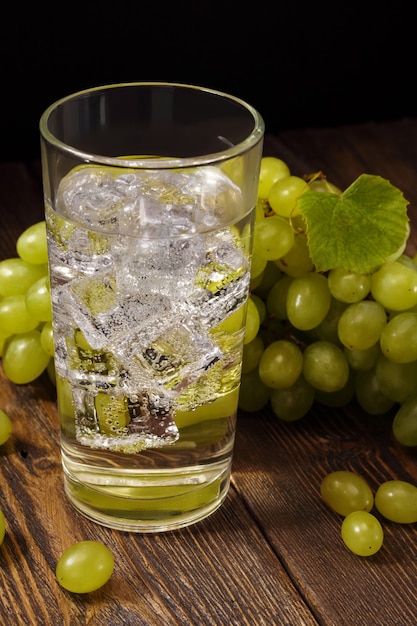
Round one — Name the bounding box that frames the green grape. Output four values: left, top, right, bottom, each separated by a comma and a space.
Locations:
341, 511, 384, 556
0, 295, 40, 334
253, 215, 295, 261
266, 276, 292, 320
379, 312, 417, 363
392, 395, 417, 446
243, 297, 260, 345
250, 293, 266, 324
0, 508, 5, 546
269, 375, 315, 421
327, 268, 371, 303
315, 371, 355, 407
0, 409, 12, 445
385, 221, 410, 264
375, 354, 417, 403
354, 368, 395, 415
3, 330, 51, 384
337, 300, 387, 351
309, 179, 341, 194
0, 333, 9, 358
257, 156, 290, 200
274, 232, 314, 277
375, 480, 417, 523
252, 261, 282, 299
16, 221, 48, 265
239, 368, 270, 412
0, 258, 48, 297
343, 343, 381, 371
268, 175, 308, 218
320, 470, 374, 516
371, 261, 417, 311
259, 339, 303, 389
315, 297, 348, 345
242, 335, 264, 374
250, 253, 267, 281
303, 340, 349, 393
40, 321, 55, 357
287, 272, 331, 331
56, 540, 114, 593
25, 275, 52, 322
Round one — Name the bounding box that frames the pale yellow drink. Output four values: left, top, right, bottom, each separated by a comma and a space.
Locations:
46, 164, 253, 531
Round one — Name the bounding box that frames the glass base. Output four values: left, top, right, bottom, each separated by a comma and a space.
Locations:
62, 460, 231, 532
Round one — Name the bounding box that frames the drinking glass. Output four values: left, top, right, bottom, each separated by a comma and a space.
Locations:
40, 82, 264, 532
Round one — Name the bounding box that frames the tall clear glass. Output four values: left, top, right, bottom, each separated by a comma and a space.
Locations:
40, 82, 264, 532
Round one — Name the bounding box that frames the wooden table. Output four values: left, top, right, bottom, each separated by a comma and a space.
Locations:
1, 119, 417, 626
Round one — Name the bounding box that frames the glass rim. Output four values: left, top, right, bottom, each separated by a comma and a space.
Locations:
39, 81, 265, 169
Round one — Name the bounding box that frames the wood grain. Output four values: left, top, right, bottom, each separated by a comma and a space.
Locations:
1, 120, 417, 625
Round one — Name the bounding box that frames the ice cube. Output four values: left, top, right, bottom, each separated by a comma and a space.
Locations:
115, 316, 223, 393
57, 271, 172, 351
117, 172, 198, 238
186, 227, 250, 328
189, 272, 250, 330
58, 167, 127, 232
113, 234, 206, 298
57, 165, 242, 237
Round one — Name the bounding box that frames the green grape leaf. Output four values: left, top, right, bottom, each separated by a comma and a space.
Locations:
298, 174, 410, 273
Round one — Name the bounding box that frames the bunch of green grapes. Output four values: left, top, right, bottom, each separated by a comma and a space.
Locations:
240, 156, 417, 448
0, 222, 54, 384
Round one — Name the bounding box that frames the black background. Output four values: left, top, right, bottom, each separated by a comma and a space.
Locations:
1, 1, 416, 162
